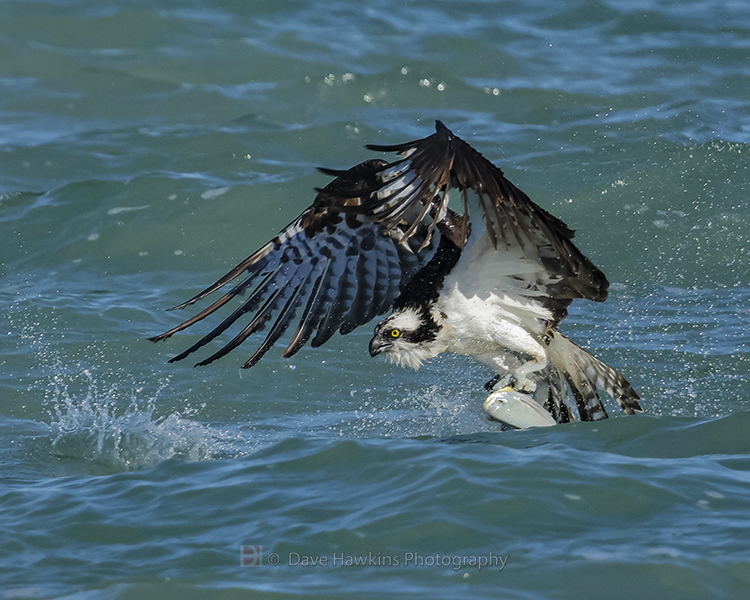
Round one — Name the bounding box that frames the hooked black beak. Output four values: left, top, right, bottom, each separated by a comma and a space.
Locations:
369, 337, 392, 357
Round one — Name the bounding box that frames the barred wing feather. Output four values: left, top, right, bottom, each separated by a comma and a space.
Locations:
360, 121, 610, 324
152, 120, 609, 366
150, 163, 437, 367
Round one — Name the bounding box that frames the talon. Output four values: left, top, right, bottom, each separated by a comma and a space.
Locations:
499, 374, 537, 394
484, 374, 501, 392
486, 373, 537, 395
510, 374, 536, 394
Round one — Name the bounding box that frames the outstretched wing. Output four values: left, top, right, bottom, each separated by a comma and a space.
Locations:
361, 120, 609, 325
150, 159, 438, 367
152, 120, 608, 367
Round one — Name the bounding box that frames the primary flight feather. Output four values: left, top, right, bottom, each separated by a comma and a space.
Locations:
151, 121, 641, 425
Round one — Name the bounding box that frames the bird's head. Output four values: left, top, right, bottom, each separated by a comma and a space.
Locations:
369, 306, 445, 369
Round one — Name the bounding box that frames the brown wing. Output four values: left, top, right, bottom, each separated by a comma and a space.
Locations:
151, 121, 608, 367
150, 160, 438, 367
362, 121, 609, 307
334, 120, 609, 328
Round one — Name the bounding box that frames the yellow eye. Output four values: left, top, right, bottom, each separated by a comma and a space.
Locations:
390, 329, 401, 338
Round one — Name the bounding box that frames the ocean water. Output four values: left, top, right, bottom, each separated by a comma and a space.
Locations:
1, 0, 749, 598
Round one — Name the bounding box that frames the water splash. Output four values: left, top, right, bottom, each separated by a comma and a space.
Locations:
45, 369, 243, 470
326, 374, 499, 440
8, 299, 249, 471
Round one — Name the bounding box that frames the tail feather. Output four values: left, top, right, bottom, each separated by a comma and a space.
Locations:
547, 332, 641, 420
542, 367, 576, 424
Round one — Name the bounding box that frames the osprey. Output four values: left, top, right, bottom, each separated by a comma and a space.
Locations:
151, 121, 641, 426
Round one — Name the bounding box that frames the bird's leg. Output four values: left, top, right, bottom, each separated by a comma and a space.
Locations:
509, 356, 549, 393
479, 322, 551, 394
481, 345, 548, 394
487, 356, 549, 394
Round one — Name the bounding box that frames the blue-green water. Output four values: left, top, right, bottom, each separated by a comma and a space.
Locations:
2, 1, 750, 598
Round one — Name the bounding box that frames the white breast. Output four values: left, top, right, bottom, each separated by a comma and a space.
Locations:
436, 219, 554, 359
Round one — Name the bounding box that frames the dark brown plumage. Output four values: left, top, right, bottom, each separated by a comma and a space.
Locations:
150, 121, 640, 425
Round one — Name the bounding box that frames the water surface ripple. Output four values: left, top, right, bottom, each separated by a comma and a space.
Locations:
1, 1, 749, 598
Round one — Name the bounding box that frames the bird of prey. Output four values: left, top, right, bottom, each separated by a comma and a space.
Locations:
150, 121, 641, 426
